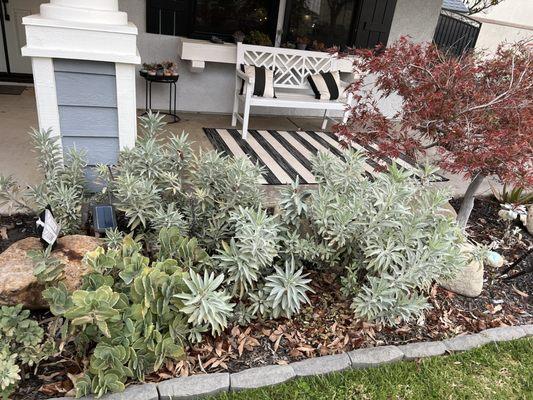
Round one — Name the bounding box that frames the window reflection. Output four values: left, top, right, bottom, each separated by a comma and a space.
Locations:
193, 0, 275, 43
284, 0, 356, 50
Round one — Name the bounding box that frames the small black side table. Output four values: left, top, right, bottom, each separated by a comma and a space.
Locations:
141, 72, 180, 123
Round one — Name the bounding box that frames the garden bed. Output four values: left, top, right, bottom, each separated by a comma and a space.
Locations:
5, 195, 532, 399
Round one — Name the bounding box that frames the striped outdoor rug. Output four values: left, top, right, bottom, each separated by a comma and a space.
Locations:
203, 128, 447, 185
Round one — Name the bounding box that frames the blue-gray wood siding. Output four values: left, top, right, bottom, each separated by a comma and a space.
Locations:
54, 59, 119, 170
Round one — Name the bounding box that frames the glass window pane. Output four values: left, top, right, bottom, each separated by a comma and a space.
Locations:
193, 0, 275, 42
284, 0, 356, 49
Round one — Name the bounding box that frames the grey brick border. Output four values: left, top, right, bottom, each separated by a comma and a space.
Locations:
50, 324, 532, 400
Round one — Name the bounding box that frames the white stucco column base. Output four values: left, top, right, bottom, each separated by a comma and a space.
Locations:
22, 0, 140, 151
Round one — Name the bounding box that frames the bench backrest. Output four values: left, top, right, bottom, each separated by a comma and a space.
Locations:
237, 43, 338, 90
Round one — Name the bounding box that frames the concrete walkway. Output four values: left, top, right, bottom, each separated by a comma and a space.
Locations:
0, 87, 497, 215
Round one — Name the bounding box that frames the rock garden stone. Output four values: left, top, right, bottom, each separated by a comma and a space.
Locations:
158, 373, 230, 399
439, 202, 458, 220
230, 365, 295, 391
290, 353, 351, 377
439, 243, 484, 297
486, 251, 505, 268
480, 326, 526, 342
398, 341, 447, 360
0, 235, 102, 309
443, 333, 491, 352
347, 345, 404, 368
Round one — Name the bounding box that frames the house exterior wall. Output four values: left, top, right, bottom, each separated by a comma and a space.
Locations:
118, 0, 442, 116
472, 0, 533, 53
118, 0, 235, 115
54, 59, 120, 166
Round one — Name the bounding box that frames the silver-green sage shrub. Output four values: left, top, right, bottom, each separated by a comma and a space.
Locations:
0, 128, 87, 234
278, 150, 467, 325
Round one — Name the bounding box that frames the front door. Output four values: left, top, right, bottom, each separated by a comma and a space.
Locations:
0, 0, 43, 78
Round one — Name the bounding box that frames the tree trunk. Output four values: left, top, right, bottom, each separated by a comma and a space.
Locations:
457, 173, 485, 228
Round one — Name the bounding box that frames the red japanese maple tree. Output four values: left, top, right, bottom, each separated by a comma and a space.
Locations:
336, 37, 533, 227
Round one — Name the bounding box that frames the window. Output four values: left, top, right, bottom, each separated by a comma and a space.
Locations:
146, 0, 397, 50
283, 0, 357, 49
146, 0, 279, 43
283, 0, 397, 50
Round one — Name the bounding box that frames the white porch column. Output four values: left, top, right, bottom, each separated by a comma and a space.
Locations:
21, 0, 140, 158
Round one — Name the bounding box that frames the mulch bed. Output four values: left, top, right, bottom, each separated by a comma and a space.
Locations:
0, 213, 36, 253
4, 196, 532, 399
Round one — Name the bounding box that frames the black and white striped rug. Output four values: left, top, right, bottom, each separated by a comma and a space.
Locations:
203, 128, 447, 185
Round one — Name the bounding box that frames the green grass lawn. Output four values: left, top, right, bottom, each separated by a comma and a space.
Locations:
215, 338, 532, 400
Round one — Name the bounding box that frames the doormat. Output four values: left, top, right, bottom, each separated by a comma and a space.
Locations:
0, 85, 26, 95
203, 128, 448, 185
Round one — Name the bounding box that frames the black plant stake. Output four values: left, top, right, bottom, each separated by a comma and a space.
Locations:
500, 247, 533, 280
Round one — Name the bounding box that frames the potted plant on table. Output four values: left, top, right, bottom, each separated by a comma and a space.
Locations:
141, 62, 156, 77
162, 61, 178, 77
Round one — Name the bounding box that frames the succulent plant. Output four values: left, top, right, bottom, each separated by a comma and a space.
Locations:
175, 270, 234, 336
265, 258, 313, 319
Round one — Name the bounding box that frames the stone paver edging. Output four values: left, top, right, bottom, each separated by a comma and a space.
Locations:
50, 324, 532, 400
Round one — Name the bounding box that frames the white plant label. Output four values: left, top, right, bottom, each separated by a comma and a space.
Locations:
36, 209, 61, 245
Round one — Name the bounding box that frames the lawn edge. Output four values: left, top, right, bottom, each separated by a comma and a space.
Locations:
49, 324, 532, 400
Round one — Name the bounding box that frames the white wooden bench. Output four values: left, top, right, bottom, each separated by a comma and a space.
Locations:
232, 44, 354, 140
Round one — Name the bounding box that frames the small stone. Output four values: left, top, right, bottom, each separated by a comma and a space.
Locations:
0, 235, 103, 309
158, 373, 230, 399
439, 243, 484, 297
230, 365, 295, 391
398, 341, 447, 360
291, 353, 351, 377
443, 334, 491, 352
486, 251, 505, 268
480, 326, 526, 342
347, 346, 404, 368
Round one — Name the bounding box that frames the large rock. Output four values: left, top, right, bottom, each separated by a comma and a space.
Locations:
0, 235, 102, 309
439, 243, 484, 297
439, 202, 458, 220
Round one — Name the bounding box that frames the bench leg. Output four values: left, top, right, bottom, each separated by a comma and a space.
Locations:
242, 102, 251, 140
321, 110, 328, 130
342, 109, 350, 124
232, 92, 239, 127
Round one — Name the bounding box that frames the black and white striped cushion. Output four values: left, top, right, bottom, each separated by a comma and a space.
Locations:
240, 65, 275, 98
307, 71, 341, 100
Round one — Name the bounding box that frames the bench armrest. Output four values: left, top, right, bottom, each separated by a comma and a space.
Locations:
236, 69, 254, 84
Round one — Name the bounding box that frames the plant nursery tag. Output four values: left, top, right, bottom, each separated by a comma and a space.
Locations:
36, 208, 60, 246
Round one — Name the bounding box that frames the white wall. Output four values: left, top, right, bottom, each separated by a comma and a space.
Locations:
472, 0, 533, 53
119, 0, 442, 115
118, 0, 235, 115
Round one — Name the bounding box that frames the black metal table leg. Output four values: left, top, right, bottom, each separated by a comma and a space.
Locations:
140, 73, 180, 123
